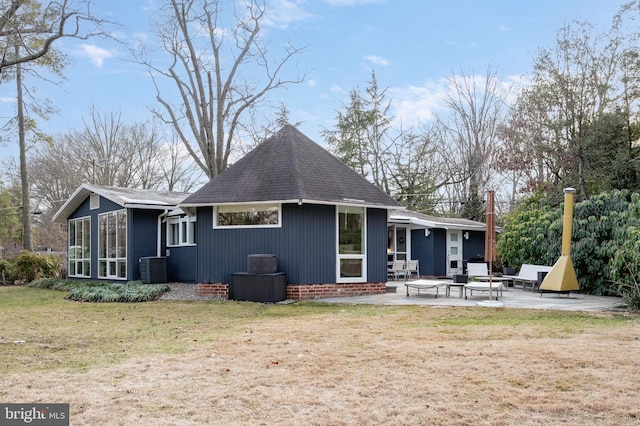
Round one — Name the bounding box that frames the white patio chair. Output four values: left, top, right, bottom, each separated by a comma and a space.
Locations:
406, 260, 419, 279
388, 260, 407, 280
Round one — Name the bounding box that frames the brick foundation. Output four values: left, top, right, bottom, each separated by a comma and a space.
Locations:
286, 282, 386, 300
197, 282, 386, 301
197, 283, 229, 300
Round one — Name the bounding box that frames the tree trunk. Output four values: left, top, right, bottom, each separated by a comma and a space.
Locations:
16, 45, 32, 251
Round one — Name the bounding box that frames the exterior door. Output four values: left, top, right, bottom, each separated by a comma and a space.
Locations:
446, 230, 463, 276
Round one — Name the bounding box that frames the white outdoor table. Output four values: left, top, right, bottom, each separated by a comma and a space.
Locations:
405, 279, 451, 298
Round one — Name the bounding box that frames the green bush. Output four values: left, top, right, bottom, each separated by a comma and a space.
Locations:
0, 258, 15, 284
67, 281, 170, 302
498, 189, 640, 299
29, 278, 170, 302
12, 251, 59, 283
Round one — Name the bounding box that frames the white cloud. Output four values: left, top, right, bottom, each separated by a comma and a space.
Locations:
330, 83, 345, 93
307, 79, 317, 87
364, 55, 389, 66
263, 0, 315, 28
391, 79, 450, 126
499, 25, 509, 31
76, 44, 115, 67
391, 73, 527, 128
0, 97, 15, 103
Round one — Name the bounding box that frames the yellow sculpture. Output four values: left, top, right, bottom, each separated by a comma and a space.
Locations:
539, 188, 580, 293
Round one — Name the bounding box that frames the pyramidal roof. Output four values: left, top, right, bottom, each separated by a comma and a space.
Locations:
182, 124, 402, 209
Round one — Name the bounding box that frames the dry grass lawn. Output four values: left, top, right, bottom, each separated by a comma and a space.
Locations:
1, 286, 639, 425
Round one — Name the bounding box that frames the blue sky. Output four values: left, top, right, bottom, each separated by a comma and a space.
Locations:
0, 0, 628, 161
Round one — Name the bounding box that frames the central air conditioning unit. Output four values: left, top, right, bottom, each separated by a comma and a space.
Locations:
139, 256, 167, 284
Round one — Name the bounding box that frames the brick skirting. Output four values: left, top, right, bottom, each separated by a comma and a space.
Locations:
197, 283, 229, 300
286, 282, 386, 300
198, 282, 385, 301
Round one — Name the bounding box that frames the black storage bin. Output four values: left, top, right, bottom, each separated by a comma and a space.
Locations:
536, 271, 549, 291
230, 272, 287, 302
139, 257, 167, 284
247, 254, 277, 275
503, 267, 516, 275
453, 274, 468, 283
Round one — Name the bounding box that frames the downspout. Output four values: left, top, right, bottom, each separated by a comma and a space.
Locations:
158, 210, 168, 257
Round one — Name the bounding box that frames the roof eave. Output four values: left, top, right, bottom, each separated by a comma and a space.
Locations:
181, 198, 404, 211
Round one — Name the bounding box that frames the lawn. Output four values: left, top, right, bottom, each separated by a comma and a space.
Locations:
1, 286, 639, 425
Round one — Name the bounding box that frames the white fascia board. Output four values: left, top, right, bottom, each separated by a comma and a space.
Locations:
120, 196, 170, 206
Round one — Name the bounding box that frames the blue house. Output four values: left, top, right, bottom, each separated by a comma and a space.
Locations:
180, 125, 402, 299
388, 210, 488, 277
52, 185, 195, 283
54, 125, 403, 299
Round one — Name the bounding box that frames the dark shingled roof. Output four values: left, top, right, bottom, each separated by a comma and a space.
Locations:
182, 124, 402, 208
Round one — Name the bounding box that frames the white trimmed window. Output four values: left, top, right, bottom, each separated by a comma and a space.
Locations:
214, 203, 281, 228
337, 206, 366, 282
68, 216, 91, 278
98, 210, 127, 280
168, 215, 196, 246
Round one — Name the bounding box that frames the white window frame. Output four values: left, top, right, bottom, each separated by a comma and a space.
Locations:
68, 216, 91, 278
167, 215, 196, 246
213, 203, 282, 228
336, 205, 367, 283
98, 209, 127, 280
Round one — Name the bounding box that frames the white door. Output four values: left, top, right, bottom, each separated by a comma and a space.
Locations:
446, 230, 463, 276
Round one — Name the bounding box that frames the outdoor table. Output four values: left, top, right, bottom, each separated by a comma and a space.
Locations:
446, 282, 466, 298
405, 279, 451, 298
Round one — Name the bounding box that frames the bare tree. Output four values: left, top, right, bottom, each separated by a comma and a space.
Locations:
435, 66, 506, 220
0, 0, 110, 71
502, 12, 639, 200
158, 129, 206, 192
389, 129, 454, 213
135, 0, 306, 178
1, 0, 113, 251
28, 108, 192, 210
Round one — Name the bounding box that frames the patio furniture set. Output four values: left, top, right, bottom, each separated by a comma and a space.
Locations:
402, 262, 554, 300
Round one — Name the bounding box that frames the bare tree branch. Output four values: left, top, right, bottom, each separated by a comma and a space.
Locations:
133, 0, 307, 178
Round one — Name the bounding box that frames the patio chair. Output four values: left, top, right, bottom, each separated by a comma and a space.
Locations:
388, 260, 407, 280
406, 260, 419, 279
466, 262, 489, 278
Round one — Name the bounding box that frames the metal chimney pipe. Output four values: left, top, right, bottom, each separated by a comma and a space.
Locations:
561, 188, 576, 257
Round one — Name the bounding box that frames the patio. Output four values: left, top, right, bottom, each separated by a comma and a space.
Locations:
316, 280, 624, 312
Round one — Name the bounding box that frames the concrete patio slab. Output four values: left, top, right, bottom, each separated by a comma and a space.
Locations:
315, 281, 624, 312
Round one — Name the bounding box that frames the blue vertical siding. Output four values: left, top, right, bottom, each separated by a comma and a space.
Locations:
410, 228, 447, 276
196, 204, 390, 285
412, 228, 486, 277
167, 246, 197, 282
411, 228, 432, 276
431, 229, 448, 276
366, 208, 389, 282
196, 203, 337, 284
463, 231, 485, 261
128, 209, 161, 281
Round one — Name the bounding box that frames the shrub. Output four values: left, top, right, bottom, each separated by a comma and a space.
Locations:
29, 278, 170, 302
67, 281, 170, 302
0, 258, 15, 285
498, 189, 640, 298
12, 251, 58, 283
